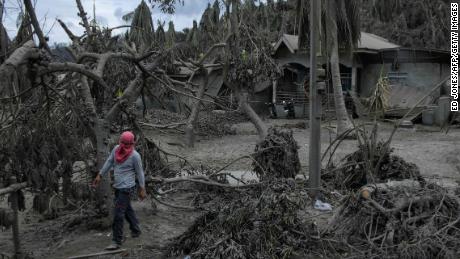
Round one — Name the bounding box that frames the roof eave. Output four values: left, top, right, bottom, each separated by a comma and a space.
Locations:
353, 48, 380, 54
377, 47, 450, 54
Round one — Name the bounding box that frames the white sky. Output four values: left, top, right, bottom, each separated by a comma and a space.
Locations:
2, 0, 214, 45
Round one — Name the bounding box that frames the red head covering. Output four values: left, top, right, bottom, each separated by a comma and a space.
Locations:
115, 131, 135, 164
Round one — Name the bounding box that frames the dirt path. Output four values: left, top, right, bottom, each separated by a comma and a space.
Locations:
0, 193, 200, 259
154, 119, 460, 181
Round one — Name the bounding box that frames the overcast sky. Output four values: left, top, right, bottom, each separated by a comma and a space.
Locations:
2, 0, 213, 45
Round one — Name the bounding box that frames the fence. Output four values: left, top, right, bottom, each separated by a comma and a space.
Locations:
0, 177, 27, 259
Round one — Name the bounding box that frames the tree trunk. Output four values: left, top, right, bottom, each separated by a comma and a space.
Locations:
185, 68, 209, 147
0, 0, 9, 63
76, 75, 111, 213
237, 88, 267, 141
105, 73, 143, 124
330, 27, 354, 136
23, 0, 50, 53
94, 118, 112, 214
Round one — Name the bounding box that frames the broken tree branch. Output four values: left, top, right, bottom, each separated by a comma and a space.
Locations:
148, 175, 260, 189
148, 194, 198, 211
139, 122, 185, 129
75, 0, 92, 39
0, 40, 38, 69
0, 182, 27, 196
38, 62, 110, 90
57, 19, 80, 43
23, 0, 51, 53
105, 72, 143, 123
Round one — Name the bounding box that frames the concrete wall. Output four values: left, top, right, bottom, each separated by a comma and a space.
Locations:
360, 62, 450, 97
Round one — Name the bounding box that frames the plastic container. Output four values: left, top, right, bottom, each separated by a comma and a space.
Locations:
422, 108, 435, 125
435, 96, 451, 126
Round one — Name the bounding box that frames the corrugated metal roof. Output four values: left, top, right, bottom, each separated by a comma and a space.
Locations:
274, 32, 400, 53
358, 32, 400, 50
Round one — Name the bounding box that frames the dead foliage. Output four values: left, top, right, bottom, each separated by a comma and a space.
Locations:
367, 72, 391, 116
323, 122, 423, 191
252, 127, 300, 181
147, 108, 186, 125
277, 121, 308, 129
166, 179, 317, 259
0, 208, 14, 229
197, 110, 249, 137
325, 142, 423, 190
145, 108, 248, 136
326, 184, 460, 259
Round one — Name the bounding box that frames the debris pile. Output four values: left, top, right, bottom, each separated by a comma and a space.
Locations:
327, 183, 460, 258
326, 142, 423, 190
167, 179, 317, 258
252, 128, 300, 181
146, 109, 248, 136
197, 110, 249, 136
148, 109, 186, 125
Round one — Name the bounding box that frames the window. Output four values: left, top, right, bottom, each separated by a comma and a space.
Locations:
341, 73, 352, 91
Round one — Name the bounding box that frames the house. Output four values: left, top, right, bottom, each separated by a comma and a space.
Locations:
143, 32, 450, 122
270, 32, 451, 118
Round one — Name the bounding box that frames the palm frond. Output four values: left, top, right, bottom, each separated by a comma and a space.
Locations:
156, 20, 166, 46
335, 0, 361, 51
166, 21, 176, 48
298, 0, 361, 53
297, 0, 310, 49
212, 0, 220, 25
148, 0, 184, 14
122, 11, 135, 22
129, 0, 155, 51
372, 0, 401, 22
368, 69, 391, 116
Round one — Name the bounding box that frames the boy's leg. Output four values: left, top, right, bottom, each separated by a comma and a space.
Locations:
112, 189, 129, 246
125, 203, 141, 236
125, 190, 141, 236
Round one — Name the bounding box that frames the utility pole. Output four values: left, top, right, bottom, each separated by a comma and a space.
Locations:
309, 0, 322, 197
